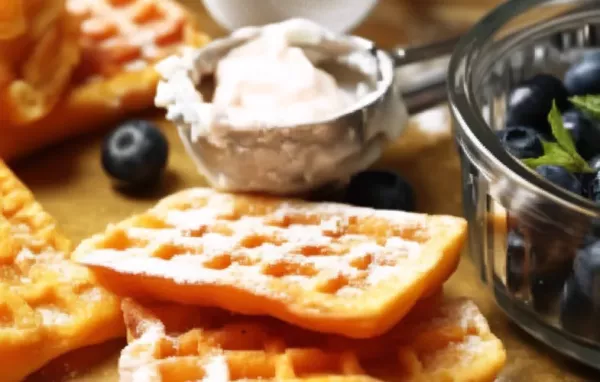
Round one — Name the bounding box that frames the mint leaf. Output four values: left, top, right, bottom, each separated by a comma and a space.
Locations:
521, 101, 594, 173
522, 141, 585, 173
571, 95, 600, 119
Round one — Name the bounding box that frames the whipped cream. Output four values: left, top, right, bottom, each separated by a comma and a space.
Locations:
212, 35, 355, 126
155, 19, 407, 194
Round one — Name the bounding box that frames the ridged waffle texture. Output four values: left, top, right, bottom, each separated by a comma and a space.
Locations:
119, 296, 506, 381
75, 187, 467, 338
67, 0, 207, 77
0, 161, 123, 382
0, 0, 80, 125
0, 0, 211, 161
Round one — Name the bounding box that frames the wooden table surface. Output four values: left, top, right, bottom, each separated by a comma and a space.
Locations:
14, 0, 600, 381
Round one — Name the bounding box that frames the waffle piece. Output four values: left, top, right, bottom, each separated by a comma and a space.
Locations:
0, 0, 80, 125
74, 188, 467, 338
119, 296, 506, 381
0, 0, 210, 161
0, 161, 124, 382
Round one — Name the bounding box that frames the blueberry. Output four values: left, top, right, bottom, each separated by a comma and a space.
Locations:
535, 165, 582, 195
589, 171, 600, 203
562, 109, 600, 160
529, 233, 576, 313
573, 240, 600, 299
578, 171, 597, 199
496, 126, 543, 159
506, 74, 569, 131
344, 170, 415, 211
561, 240, 600, 332
102, 120, 169, 188
565, 54, 600, 96
506, 229, 526, 293
560, 274, 600, 341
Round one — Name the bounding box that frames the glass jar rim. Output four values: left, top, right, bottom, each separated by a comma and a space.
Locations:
448, 0, 600, 216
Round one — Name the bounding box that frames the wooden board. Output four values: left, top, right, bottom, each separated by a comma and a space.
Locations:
13, 0, 600, 381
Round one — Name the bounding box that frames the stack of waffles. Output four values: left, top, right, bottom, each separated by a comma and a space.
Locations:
0, 159, 505, 380
0, 160, 124, 382
71, 188, 507, 381
0, 0, 210, 161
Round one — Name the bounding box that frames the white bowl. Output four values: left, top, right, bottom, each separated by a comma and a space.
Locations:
201, 0, 379, 34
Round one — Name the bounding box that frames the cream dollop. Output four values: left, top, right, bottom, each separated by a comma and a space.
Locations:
154, 19, 407, 195
212, 32, 354, 124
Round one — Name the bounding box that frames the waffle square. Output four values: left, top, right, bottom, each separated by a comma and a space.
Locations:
67, 0, 208, 78
74, 188, 467, 338
0, 161, 124, 382
119, 295, 506, 381
0, 0, 211, 161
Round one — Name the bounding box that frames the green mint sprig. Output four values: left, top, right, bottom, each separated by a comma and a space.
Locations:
522, 100, 594, 173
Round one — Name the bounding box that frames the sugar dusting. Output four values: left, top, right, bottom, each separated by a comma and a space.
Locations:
76, 189, 461, 305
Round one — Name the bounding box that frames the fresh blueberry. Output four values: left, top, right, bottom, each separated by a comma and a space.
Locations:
506, 229, 526, 293
102, 120, 169, 188
506, 74, 570, 131
562, 109, 600, 160
535, 165, 582, 195
573, 240, 600, 299
560, 240, 600, 332
560, 274, 600, 341
565, 54, 600, 96
344, 170, 415, 211
589, 171, 600, 203
578, 171, 597, 199
528, 233, 576, 313
496, 126, 543, 159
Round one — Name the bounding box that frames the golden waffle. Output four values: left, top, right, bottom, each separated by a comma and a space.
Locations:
0, 161, 124, 382
74, 188, 467, 339
0, 0, 80, 125
0, 0, 210, 162
69, 0, 203, 78
119, 296, 506, 381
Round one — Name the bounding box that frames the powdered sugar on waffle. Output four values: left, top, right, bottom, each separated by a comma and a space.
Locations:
76, 188, 464, 303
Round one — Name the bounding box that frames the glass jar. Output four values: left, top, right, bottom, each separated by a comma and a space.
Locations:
449, 0, 600, 368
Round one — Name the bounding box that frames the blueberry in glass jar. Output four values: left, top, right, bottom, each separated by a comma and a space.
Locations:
506, 74, 569, 131
535, 165, 582, 195
565, 53, 600, 96
496, 126, 543, 159
562, 109, 600, 160
560, 240, 600, 341
589, 171, 600, 204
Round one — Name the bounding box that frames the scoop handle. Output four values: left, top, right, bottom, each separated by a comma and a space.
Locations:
390, 36, 461, 114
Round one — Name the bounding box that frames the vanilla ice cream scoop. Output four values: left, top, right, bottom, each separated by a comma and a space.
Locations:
155, 19, 456, 195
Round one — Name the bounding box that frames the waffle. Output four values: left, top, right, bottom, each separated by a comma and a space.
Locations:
74, 187, 467, 339
0, 0, 80, 125
0, 0, 210, 161
0, 160, 124, 382
119, 296, 506, 382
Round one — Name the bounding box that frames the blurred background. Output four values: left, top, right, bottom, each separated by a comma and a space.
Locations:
180, 0, 504, 47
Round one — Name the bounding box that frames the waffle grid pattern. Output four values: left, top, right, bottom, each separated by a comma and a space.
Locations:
75, 188, 467, 338
66, 0, 205, 76
0, 161, 123, 382
119, 297, 506, 382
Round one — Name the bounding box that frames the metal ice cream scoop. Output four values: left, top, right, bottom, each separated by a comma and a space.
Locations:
155, 19, 456, 195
